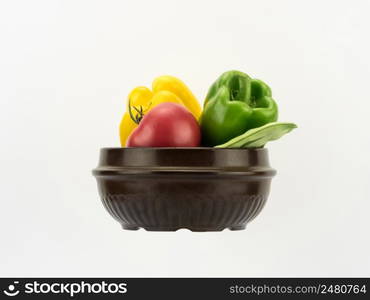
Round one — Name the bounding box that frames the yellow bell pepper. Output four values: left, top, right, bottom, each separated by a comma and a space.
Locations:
119, 75, 202, 146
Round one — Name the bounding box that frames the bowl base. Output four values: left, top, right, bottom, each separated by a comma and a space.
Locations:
121, 224, 140, 230
121, 224, 246, 232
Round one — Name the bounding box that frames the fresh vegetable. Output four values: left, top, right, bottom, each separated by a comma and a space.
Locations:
126, 102, 201, 147
215, 122, 297, 148
200, 70, 278, 146
120, 75, 202, 146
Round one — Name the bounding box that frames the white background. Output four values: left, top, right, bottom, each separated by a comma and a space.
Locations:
1, 0, 369, 277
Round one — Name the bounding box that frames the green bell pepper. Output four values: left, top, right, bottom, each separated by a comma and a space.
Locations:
200, 70, 279, 146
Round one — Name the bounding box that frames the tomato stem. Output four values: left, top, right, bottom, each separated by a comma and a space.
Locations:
128, 98, 144, 124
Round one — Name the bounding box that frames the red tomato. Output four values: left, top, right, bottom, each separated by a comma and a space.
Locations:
126, 102, 201, 147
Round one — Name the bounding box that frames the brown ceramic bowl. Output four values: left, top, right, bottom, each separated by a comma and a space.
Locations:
92, 148, 276, 231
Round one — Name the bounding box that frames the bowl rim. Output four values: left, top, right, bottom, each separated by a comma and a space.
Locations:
99, 147, 267, 151
93, 147, 275, 178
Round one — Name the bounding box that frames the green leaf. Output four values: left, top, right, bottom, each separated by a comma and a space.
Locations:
215, 122, 297, 148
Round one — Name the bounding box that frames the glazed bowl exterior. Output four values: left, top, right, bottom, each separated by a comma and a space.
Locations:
92, 148, 276, 231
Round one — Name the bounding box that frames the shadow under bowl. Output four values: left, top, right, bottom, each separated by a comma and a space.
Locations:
92, 147, 276, 232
